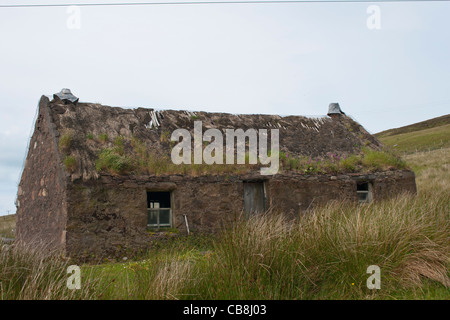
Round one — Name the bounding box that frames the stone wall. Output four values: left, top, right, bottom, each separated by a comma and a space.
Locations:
65, 170, 416, 261
66, 174, 246, 261
15, 96, 417, 262
267, 170, 417, 216
16, 96, 67, 249
369, 170, 417, 200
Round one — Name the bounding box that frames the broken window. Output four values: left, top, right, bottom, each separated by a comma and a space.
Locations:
147, 191, 172, 229
357, 182, 372, 203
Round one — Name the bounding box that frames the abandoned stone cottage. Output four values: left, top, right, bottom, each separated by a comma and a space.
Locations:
16, 92, 417, 260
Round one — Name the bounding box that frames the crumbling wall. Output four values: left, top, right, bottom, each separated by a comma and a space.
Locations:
266, 176, 356, 216
267, 170, 417, 216
16, 96, 67, 249
65, 175, 245, 261
65, 182, 147, 261
370, 170, 417, 200
65, 170, 416, 262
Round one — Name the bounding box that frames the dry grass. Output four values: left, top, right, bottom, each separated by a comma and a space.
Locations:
0, 243, 97, 299
188, 189, 449, 299
184, 148, 450, 299
1, 148, 448, 300
0, 215, 15, 239
378, 124, 450, 154
95, 135, 407, 176
86, 250, 196, 300
404, 147, 449, 194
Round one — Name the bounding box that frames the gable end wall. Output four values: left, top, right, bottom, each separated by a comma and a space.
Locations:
16, 96, 68, 249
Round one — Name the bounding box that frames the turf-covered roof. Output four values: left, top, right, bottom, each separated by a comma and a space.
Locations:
39, 96, 382, 179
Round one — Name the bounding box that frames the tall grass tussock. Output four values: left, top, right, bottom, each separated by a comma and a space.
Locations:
191, 191, 448, 299
0, 243, 97, 299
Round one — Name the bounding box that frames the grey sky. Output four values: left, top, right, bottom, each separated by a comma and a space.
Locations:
0, 0, 449, 215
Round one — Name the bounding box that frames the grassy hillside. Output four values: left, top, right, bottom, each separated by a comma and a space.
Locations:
375, 114, 450, 154
0, 214, 15, 239
376, 114, 450, 138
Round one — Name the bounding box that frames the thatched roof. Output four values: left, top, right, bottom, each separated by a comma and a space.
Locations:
40, 96, 382, 179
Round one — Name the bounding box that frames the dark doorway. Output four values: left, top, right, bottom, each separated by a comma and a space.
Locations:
243, 182, 265, 217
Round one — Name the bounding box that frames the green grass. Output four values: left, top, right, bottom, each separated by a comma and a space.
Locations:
96, 137, 259, 176
95, 135, 406, 176
375, 114, 449, 139
278, 148, 406, 174
64, 155, 77, 173
2, 147, 449, 300
73, 177, 448, 300
0, 215, 15, 239
98, 133, 108, 143
195, 190, 448, 299
377, 124, 450, 154
361, 148, 407, 170
0, 244, 97, 299
83, 235, 214, 299
83, 148, 449, 300
58, 131, 73, 153
95, 148, 134, 175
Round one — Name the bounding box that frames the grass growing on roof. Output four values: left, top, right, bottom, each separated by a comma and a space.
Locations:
58, 131, 73, 153
98, 133, 108, 143
278, 148, 406, 174
94, 135, 407, 176
95, 148, 134, 174
63, 155, 77, 173
113, 135, 125, 156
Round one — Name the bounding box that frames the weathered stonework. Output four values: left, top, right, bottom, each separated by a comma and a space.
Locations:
61, 170, 416, 261
16, 96, 67, 249
16, 96, 417, 262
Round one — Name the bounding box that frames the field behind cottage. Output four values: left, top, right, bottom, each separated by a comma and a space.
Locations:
0, 116, 449, 300
0, 215, 15, 240
374, 114, 450, 154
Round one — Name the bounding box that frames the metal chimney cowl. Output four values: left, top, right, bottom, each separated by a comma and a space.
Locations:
53, 88, 79, 105
327, 103, 345, 117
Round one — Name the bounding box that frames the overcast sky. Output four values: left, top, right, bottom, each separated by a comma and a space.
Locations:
0, 0, 449, 215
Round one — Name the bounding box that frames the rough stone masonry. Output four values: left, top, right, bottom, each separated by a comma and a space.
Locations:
16, 95, 417, 261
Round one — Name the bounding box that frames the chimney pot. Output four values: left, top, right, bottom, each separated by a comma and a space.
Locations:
53, 88, 79, 105
327, 103, 345, 118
